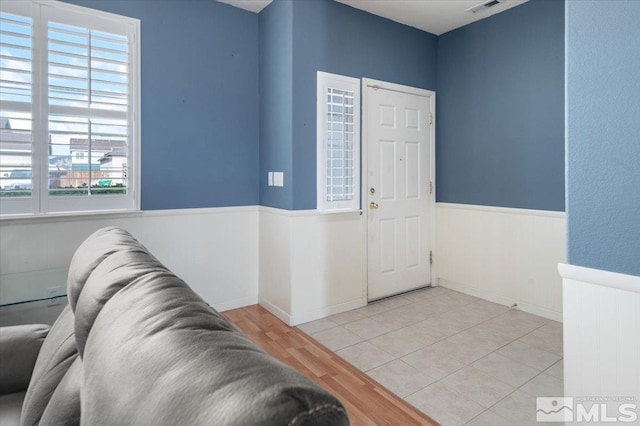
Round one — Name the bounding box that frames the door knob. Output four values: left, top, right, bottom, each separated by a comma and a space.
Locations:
369, 202, 379, 209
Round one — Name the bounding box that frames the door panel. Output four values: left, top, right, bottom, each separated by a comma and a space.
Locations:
405, 215, 420, 268
367, 85, 432, 301
380, 141, 396, 200
379, 105, 396, 127
405, 142, 420, 198
379, 218, 397, 274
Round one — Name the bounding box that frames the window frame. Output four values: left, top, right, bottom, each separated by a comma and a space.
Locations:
0, 0, 140, 217
316, 71, 361, 213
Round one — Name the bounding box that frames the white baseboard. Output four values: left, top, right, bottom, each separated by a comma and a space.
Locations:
259, 296, 365, 327
259, 297, 293, 325
439, 278, 563, 322
214, 294, 259, 313
291, 297, 365, 326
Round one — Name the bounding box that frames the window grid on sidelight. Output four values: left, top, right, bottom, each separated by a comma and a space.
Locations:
326, 87, 354, 203
316, 71, 360, 213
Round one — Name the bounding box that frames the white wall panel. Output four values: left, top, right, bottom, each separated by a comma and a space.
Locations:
436, 203, 566, 321
138, 207, 259, 311
258, 207, 292, 322
0, 206, 259, 319
258, 207, 365, 326
289, 211, 364, 324
561, 264, 640, 407
2, 202, 569, 330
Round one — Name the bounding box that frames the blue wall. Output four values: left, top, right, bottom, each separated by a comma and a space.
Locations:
291, 0, 438, 210
437, 0, 565, 211
259, 0, 438, 210
63, 0, 567, 215
566, 0, 640, 277
259, 0, 294, 209
63, 0, 260, 210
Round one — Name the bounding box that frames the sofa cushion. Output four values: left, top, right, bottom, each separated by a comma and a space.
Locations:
0, 392, 25, 426
19, 227, 348, 425
38, 358, 81, 426
72, 248, 168, 357
0, 324, 49, 394
81, 268, 347, 425
67, 227, 150, 314
72, 227, 348, 425
21, 305, 79, 426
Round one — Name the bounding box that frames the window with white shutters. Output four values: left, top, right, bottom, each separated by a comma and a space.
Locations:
317, 71, 361, 212
0, 0, 139, 216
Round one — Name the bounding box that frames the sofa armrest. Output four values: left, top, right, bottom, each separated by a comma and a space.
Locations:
0, 324, 50, 394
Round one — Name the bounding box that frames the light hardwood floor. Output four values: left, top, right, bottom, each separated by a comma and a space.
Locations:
224, 304, 438, 426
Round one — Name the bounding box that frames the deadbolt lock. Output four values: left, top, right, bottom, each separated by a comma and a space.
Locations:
369, 188, 375, 194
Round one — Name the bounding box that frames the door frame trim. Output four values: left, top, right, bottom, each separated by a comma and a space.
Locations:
361, 78, 436, 302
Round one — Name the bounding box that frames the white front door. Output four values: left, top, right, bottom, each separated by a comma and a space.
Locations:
364, 80, 434, 301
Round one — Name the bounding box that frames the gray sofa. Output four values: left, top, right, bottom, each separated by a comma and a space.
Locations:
0, 227, 349, 425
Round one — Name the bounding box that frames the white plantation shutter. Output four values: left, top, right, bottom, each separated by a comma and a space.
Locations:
317, 71, 361, 212
0, 0, 139, 216
326, 87, 355, 202
0, 3, 35, 214
48, 23, 129, 112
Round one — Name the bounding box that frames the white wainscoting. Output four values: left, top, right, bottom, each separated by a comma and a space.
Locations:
258, 207, 365, 326
560, 263, 640, 404
2, 202, 569, 328
258, 208, 292, 318
0, 206, 259, 318
436, 203, 566, 321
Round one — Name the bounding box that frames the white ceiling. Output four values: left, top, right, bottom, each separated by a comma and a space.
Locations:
217, 0, 272, 13
335, 0, 529, 35
217, 0, 529, 35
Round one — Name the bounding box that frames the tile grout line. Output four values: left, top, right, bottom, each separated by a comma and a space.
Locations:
307, 289, 563, 424
314, 292, 558, 371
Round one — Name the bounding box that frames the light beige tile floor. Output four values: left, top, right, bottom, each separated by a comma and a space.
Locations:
300, 287, 564, 426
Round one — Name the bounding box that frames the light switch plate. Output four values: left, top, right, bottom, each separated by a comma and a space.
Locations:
273, 172, 284, 187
